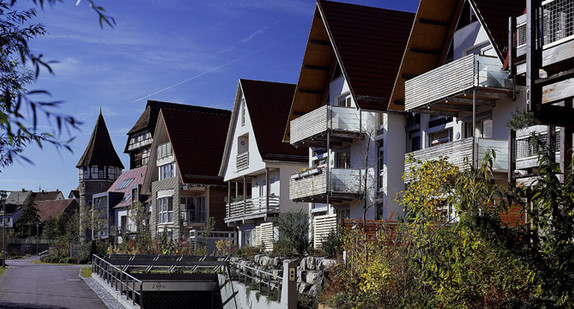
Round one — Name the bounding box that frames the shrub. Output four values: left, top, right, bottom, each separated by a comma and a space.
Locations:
274, 210, 309, 257
321, 230, 341, 258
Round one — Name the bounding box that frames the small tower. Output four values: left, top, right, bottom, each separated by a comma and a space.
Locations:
76, 110, 124, 239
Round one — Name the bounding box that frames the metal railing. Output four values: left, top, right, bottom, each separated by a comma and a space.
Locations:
229, 260, 282, 301
92, 254, 144, 307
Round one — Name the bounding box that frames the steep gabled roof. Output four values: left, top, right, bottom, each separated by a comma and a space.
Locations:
388, 0, 524, 111
6, 190, 32, 206
35, 199, 79, 223
125, 100, 229, 153
76, 112, 124, 169
284, 0, 414, 141
241, 79, 308, 161
161, 106, 231, 185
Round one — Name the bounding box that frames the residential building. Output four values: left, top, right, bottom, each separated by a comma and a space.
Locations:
92, 166, 148, 242
283, 0, 413, 247
124, 100, 208, 170
388, 0, 525, 220
2, 189, 65, 228
508, 0, 574, 182
219, 79, 308, 249
36, 199, 79, 223
142, 105, 231, 240
76, 110, 124, 240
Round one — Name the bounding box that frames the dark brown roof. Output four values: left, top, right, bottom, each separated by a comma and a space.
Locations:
320, 1, 414, 110
125, 100, 228, 153
161, 107, 231, 185
35, 199, 79, 223
240, 79, 308, 161
388, 0, 524, 111
472, 0, 525, 60
284, 1, 414, 141
76, 112, 124, 169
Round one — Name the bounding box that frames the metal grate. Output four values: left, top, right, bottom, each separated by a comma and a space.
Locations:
542, 0, 574, 47
517, 23, 527, 47
515, 130, 561, 160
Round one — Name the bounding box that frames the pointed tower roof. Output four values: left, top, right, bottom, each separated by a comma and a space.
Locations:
76, 111, 124, 169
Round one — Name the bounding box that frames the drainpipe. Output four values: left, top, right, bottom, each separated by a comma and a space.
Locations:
243, 176, 247, 215
326, 106, 331, 212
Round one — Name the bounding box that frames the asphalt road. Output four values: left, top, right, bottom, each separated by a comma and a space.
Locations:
0, 256, 107, 309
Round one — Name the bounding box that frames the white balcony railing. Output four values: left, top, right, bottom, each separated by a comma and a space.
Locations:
225, 195, 280, 222
236, 151, 249, 171
404, 137, 508, 180
290, 105, 364, 146
404, 54, 509, 111
289, 168, 365, 201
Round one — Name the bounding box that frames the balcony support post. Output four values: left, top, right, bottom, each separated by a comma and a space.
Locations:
509, 130, 517, 185
473, 88, 477, 169
243, 176, 247, 215
326, 106, 331, 208
227, 181, 231, 218
266, 168, 270, 213
560, 99, 573, 180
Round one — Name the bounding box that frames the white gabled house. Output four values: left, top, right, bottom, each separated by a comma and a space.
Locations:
283, 1, 414, 247
219, 79, 308, 249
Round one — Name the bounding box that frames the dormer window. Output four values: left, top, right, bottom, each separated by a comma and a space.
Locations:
337, 93, 352, 107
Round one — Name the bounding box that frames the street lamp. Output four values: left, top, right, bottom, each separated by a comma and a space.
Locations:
1, 190, 8, 267
36, 223, 39, 255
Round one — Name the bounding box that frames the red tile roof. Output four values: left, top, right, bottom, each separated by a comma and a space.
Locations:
320, 0, 414, 110
161, 107, 231, 185
76, 112, 124, 169
35, 199, 79, 222
240, 79, 308, 162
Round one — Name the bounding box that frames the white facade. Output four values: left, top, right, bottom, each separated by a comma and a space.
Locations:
221, 84, 307, 249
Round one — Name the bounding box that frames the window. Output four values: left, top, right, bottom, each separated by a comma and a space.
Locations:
157, 197, 173, 223
337, 94, 352, 107
157, 142, 172, 160
159, 163, 176, 180
116, 178, 134, 190
378, 143, 384, 192
335, 148, 351, 169
241, 99, 246, 126
180, 196, 206, 223
463, 120, 493, 139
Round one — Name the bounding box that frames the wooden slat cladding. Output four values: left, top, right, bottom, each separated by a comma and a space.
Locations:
313, 214, 337, 249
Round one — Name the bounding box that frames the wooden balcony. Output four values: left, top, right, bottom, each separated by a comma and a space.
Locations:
404, 137, 508, 181
289, 167, 365, 203
225, 195, 280, 223
404, 54, 512, 116
290, 105, 364, 147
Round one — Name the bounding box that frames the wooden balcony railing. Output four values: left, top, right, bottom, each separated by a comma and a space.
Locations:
290, 105, 364, 146
225, 195, 280, 223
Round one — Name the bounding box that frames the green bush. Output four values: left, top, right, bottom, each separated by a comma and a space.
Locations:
273, 210, 309, 257
321, 230, 341, 258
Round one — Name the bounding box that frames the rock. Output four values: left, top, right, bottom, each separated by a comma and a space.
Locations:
305, 256, 315, 270
298, 282, 311, 294
306, 271, 320, 284
254, 254, 261, 264
320, 258, 337, 270
273, 257, 280, 267
308, 284, 320, 297
299, 258, 306, 270
314, 257, 324, 269
297, 269, 306, 282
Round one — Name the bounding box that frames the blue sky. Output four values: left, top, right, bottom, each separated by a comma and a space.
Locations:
1, 0, 419, 195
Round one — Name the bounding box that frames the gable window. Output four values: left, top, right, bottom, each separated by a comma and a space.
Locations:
337, 94, 352, 108
157, 197, 173, 223
181, 196, 206, 223
157, 142, 172, 160
159, 163, 176, 180
241, 98, 246, 127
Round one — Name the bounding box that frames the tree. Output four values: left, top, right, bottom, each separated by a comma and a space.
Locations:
0, 0, 114, 170
13, 199, 40, 238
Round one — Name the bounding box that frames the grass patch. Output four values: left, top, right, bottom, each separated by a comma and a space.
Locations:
80, 266, 92, 278
0, 267, 5, 277
31, 260, 74, 266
